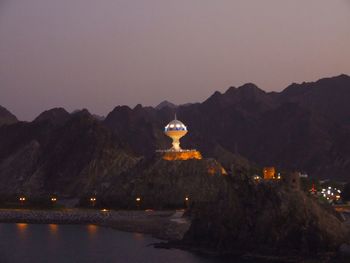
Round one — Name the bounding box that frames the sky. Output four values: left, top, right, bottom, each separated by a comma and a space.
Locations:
0, 0, 350, 121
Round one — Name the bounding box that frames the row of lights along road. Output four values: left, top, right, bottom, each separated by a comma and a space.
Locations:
18, 196, 57, 204
17, 196, 191, 207
88, 197, 190, 206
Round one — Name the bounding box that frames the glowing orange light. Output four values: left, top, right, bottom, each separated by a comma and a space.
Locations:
136, 197, 141, 202
17, 223, 28, 234
263, 167, 276, 180
162, 151, 202, 161
49, 224, 58, 235
87, 224, 97, 235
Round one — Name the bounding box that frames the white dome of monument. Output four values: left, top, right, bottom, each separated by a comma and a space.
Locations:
164, 119, 187, 132
164, 114, 188, 151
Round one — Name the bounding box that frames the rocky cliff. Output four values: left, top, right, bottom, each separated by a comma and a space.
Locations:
99, 157, 227, 209
181, 174, 349, 259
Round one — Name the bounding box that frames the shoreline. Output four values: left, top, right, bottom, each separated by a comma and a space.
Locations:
1, 209, 347, 262
0, 208, 191, 241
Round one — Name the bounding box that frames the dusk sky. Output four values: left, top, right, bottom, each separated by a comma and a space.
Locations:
1, 0, 350, 120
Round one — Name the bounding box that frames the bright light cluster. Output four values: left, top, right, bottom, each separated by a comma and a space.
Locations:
253, 175, 261, 181
320, 186, 341, 201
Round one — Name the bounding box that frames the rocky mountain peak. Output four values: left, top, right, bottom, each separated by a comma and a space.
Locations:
0, 105, 18, 126
34, 107, 70, 126
156, 100, 177, 110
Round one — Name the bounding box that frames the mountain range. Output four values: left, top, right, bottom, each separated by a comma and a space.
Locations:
0, 74, 350, 197
103, 74, 350, 179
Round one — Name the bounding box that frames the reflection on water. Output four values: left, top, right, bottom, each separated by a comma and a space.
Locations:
48, 224, 58, 235
133, 232, 145, 241
87, 224, 98, 236
16, 223, 28, 238
0, 223, 232, 263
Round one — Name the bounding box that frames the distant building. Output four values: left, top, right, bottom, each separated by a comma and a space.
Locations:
298, 172, 308, 178
263, 167, 276, 180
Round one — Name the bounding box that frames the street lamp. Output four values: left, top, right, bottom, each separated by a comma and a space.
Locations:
19, 197, 26, 206
136, 197, 141, 209
184, 196, 190, 208
90, 197, 96, 207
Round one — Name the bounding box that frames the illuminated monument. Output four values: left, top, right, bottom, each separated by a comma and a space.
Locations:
159, 115, 227, 175
161, 115, 202, 160
164, 115, 188, 151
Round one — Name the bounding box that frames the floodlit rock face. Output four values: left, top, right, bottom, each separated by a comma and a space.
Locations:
182, 175, 349, 256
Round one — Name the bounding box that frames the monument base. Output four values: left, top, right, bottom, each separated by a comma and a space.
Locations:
162, 150, 202, 161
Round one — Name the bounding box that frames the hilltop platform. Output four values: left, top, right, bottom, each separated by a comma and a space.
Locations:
158, 150, 202, 161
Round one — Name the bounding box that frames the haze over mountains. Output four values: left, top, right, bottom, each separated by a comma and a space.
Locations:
0, 74, 350, 197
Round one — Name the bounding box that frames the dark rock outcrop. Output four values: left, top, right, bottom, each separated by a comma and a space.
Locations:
182, 174, 349, 258
102, 158, 227, 209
